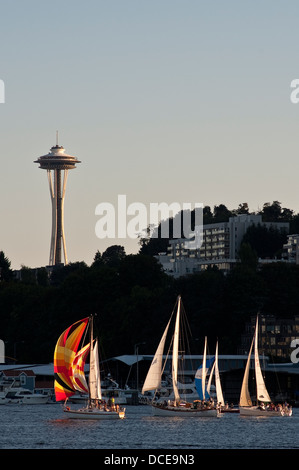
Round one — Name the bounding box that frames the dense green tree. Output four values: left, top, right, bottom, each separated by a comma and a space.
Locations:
0, 251, 13, 281
242, 224, 287, 258
238, 242, 258, 270
101, 245, 126, 268
213, 204, 232, 222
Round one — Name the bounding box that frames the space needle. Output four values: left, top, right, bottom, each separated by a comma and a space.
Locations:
34, 135, 81, 266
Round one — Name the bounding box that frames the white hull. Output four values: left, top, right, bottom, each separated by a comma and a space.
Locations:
18, 396, 50, 404
239, 406, 291, 417
64, 407, 125, 420
6, 388, 50, 404
152, 404, 218, 417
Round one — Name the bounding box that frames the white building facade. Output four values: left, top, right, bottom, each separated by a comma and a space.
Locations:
283, 234, 299, 264
157, 214, 289, 277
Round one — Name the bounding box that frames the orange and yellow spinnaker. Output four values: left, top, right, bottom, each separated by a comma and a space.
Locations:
54, 317, 89, 401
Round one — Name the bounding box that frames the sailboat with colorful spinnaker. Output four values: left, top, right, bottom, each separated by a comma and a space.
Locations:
142, 296, 217, 417
53, 315, 125, 419
239, 315, 292, 417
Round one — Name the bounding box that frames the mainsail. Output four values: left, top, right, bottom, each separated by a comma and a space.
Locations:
54, 317, 89, 401
239, 335, 254, 407
89, 338, 102, 400
254, 316, 271, 403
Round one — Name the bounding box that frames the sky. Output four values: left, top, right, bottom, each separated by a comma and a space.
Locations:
1, 0, 299, 269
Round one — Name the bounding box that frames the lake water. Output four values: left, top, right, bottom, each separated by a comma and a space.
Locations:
0, 403, 298, 451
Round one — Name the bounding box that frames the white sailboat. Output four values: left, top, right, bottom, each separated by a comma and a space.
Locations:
54, 315, 125, 419
142, 296, 217, 417
212, 341, 239, 413
239, 315, 292, 417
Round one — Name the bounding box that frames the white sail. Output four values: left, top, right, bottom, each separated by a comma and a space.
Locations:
206, 361, 215, 397
89, 319, 102, 400
215, 341, 224, 406
239, 335, 254, 407
93, 339, 102, 399
254, 316, 271, 403
142, 318, 171, 393
172, 297, 181, 404
202, 337, 207, 400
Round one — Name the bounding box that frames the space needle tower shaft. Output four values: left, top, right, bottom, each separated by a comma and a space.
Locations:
34, 138, 81, 266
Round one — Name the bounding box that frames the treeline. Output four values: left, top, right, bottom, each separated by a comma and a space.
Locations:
1, 200, 299, 364
139, 200, 296, 256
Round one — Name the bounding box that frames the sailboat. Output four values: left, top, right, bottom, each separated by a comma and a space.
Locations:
211, 341, 239, 413
142, 296, 217, 417
239, 315, 292, 417
53, 315, 125, 419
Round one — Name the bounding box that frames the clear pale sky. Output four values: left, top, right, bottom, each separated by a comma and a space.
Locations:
1, 0, 299, 269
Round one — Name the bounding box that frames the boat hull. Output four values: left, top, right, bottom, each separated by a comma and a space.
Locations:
152, 404, 218, 417
18, 396, 50, 404
64, 408, 125, 420
218, 407, 239, 414
239, 406, 291, 417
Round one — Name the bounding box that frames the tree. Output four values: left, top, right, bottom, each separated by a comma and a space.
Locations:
238, 242, 258, 269
213, 204, 232, 222
234, 203, 249, 215
260, 201, 282, 221
0, 251, 13, 281
101, 245, 126, 268
242, 224, 287, 258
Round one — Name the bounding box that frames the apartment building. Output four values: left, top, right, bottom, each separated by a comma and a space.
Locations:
157, 214, 289, 277
239, 314, 299, 359
283, 234, 299, 264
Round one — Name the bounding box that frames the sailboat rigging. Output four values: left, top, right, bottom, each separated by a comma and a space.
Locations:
53, 315, 125, 419
239, 315, 292, 417
142, 296, 217, 417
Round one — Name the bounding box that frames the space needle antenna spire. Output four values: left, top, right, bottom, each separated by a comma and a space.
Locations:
34, 136, 81, 266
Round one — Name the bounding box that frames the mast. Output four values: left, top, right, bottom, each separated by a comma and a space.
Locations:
172, 296, 181, 405
215, 341, 224, 406
202, 337, 207, 400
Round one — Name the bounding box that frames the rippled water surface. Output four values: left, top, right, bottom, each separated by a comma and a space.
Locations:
0, 403, 298, 449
